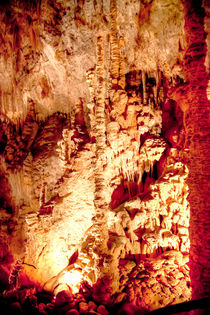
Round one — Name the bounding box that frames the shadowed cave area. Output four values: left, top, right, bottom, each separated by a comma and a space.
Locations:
0, 0, 209, 314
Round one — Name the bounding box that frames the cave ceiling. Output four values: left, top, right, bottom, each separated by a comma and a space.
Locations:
0, 0, 186, 122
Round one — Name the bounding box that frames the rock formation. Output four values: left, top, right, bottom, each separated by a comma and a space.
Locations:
0, 0, 209, 314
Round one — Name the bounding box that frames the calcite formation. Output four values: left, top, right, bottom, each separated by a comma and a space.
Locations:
0, 0, 209, 314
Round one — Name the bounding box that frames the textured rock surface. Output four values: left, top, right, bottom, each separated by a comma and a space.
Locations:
182, 0, 210, 304
0, 0, 209, 314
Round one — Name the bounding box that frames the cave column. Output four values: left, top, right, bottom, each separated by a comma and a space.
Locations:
183, 0, 210, 305
91, 35, 110, 282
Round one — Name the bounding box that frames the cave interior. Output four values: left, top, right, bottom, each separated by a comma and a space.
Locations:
0, 0, 209, 314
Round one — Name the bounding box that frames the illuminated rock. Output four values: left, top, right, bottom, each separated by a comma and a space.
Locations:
0, 0, 209, 313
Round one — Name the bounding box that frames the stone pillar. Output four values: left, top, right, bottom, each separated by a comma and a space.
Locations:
183, 0, 210, 307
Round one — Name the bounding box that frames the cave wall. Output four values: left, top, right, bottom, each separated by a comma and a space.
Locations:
0, 0, 209, 313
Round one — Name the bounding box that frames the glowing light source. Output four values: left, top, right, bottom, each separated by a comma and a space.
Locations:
57, 269, 83, 294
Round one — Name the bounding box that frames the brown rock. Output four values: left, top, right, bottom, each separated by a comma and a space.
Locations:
79, 301, 89, 313
88, 301, 97, 311
55, 290, 73, 308
97, 305, 108, 315
74, 293, 86, 303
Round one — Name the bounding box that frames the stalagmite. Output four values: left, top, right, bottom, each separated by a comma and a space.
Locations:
154, 70, 159, 107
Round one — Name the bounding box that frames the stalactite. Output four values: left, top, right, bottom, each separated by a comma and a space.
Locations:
154, 70, 159, 107
21, 99, 39, 151
142, 70, 147, 104
39, 179, 46, 208
119, 37, 126, 89
22, 152, 36, 208
1, 99, 39, 170
7, 171, 25, 211
110, 0, 120, 86
86, 67, 96, 138
83, 0, 94, 27
62, 128, 74, 165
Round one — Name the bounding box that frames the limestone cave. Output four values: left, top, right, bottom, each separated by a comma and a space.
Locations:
0, 0, 209, 314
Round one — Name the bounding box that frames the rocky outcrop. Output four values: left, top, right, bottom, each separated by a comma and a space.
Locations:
0, 0, 209, 314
